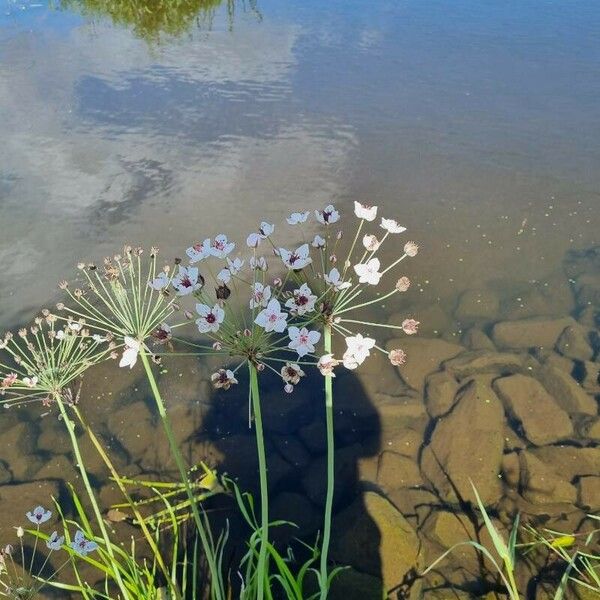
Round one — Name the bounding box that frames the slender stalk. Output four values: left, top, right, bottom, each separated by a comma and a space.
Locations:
54, 396, 130, 598
248, 361, 268, 600
319, 323, 334, 599
140, 351, 224, 600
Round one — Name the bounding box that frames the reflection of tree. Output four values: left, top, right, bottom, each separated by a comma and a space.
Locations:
59, 0, 260, 42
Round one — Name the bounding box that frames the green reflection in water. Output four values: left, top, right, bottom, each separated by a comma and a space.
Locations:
59, 0, 260, 41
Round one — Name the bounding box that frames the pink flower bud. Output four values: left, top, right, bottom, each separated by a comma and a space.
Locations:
389, 348, 407, 366
396, 277, 411, 292
404, 241, 419, 257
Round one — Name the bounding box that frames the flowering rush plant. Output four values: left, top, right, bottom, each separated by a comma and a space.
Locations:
38, 201, 418, 599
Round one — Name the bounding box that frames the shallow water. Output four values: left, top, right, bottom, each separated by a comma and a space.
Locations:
1, 0, 599, 597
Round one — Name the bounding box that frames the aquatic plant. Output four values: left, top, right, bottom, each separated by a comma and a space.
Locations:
0, 504, 94, 599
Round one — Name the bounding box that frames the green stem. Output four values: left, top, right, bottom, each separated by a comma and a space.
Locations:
55, 397, 130, 598
249, 361, 269, 600
140, 351, 224, 600
319, 323, 334, 599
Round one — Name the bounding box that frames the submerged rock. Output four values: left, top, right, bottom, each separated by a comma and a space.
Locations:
454, 288, 500, 323
556, 325, 594, 361
425, 371, 460, 418
519, 452, 577, 505
461, 328, 496, 351
493, 374, 573, 445
577, 476, 600, 511
492, 316, 576, 350
376, 451, 423, 491
535, 363, 597, 415
442, 350, 537, 379
330, 491, 421, 592
420, 378, 504, 505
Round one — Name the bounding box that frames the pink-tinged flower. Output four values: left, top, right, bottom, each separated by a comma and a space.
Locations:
324, 267, 351, 291
172, 266, 202, 296
380, 218, 407, 234
210, 234, 235, 258
312, 235, 326, 249
217, 268, 231, 284
46, 531, 64, 551
247, 233, 262, 248
362, 234, 380, 251
315, 204, 340, 225
317, 354, 340, 377
389, 348, 407, 366
287, 211, 309, 225
119, 336, 140, 369
342, 334, 376, 369
23, 376, 38, 387
279, 244, 312, 270
281, 362, 306, 385
284, 383, 294, 393
353, 258, 382, 285
259, 222, 274, 237
70, 531, 98, 556
404, 241, 419, 257
152, 323, 172, 345
285, 283, 316, 315
226, 257, 244, 275
211, 369, 238, 390
196, 304, 225, 333
354, 201, 378, 222
254, 299, 287, 333
288, 326, 321, 357
1, 372, 17, 389
149, 271, 169, 291
26, 506, 52, 525
250, 282, 271, 309
396, 276, 411, 292
186, 239, 211, 263
250, 256, 268, 271
212, 341, 223, 350
402, 319, 419, 335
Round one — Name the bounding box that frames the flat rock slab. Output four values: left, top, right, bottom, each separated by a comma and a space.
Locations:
493, 374, 573, 445
421, 378, 504, 505
443, 350, 538, 379
492, 316, 577, 350
535, 363, 597, 415
387, 337, 464, 391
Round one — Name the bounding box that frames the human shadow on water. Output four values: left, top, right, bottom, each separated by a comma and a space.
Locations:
192, 364, 385, 599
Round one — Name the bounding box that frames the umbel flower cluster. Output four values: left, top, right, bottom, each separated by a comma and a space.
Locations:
145, 200, 420, 392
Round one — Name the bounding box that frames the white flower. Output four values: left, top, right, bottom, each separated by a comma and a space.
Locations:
285, 283, 317, 315
217, 268, 231, 284
317, 354, 340, 377
354, 201, 378, 221
211, 369, 238, 390
226, 257, 244, 275
149, 271, 169, 291
172, 266, 202, 295
250, 256, 268, 271
196, 304, 225, 333
281, 363, 305, 385
315, 204, 340, 224
353, 258, 382, 285
288, 326, 321, 357
92, 334, 107, 343
210, 234, 235, 258
46, 531, 64, 551
68, 322, 82, 332
247, 233, 262, 248
287, 211, 309, 225
259, 222, 274, 237
70, 531, 98, 556
362, 234, 380, 252
55, 330, 66, 341
254, 299, 287, 333
119, 336, 140, 369
324, 268, 351, 291
380, 218, 406, 234
312, 235, 326, 249
23, 376, 38, 387
26, 506, 52, 525
284, 383, 294, 394
279, 244, 312, 269
342, 334, 376, 369
250, 283, 271, 309
186, 239, 211, 263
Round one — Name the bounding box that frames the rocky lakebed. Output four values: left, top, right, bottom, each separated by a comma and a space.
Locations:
1, 246, 599, 599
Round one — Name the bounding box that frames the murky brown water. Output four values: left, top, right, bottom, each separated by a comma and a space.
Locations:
1, 0, 599, 597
